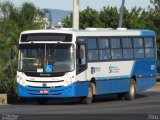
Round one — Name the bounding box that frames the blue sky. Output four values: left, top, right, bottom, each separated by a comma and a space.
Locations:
8, 0, 151, 11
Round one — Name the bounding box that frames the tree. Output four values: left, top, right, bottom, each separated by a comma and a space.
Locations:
0, 1, 45, 93
80, 7, 101, 28
63, 13, 72, 28
63, 6, 102, 29
63, 5, 154, 29
149, 0, 160, 15
0, 19, 18, 93
148, 0, 160, 49
99, 6, 119, 28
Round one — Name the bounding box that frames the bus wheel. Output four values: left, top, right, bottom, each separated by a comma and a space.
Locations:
37, 98, 48, 105
124, 79, 136, 100
81, 83, 94, 104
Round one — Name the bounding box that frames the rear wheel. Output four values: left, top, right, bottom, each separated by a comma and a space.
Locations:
117, 79, 136, 100
37, 98, 48, 105
81, 83, 95, 104
124, 79, 136, 100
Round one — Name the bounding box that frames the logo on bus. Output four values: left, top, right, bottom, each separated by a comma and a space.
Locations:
44, 64, 53, 73
91, 67, 101, 74
109, 65, 120, 73
42, 83, 47, 87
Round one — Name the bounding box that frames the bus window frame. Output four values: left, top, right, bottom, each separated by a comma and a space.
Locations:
77, 36, 156, 63
76, 37, 88, 74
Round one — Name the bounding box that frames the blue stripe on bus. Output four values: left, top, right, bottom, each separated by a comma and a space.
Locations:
140, 30, 155, 36
95, 76, 130, 80
17, 82, 89, 98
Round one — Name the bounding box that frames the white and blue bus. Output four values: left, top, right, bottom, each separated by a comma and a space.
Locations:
17, 28, 157, 104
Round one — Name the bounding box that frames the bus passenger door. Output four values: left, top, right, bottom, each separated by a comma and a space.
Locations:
76, 44, 87, 75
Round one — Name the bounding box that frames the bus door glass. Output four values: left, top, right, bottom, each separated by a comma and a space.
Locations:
76, 38, 87, 74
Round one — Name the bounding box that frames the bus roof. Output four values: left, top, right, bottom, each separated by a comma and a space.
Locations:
21, 29, 156, 37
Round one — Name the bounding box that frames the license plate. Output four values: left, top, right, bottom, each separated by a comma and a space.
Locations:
40, 90, 49, 94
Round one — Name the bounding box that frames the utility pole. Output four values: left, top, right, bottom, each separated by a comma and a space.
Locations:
73, 0, 80, 30
118, 0, 125, 28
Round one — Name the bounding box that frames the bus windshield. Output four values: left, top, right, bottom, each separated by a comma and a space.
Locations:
18, 44, 74, 73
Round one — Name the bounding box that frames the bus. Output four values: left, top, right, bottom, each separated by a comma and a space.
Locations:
17, 28, 157, 104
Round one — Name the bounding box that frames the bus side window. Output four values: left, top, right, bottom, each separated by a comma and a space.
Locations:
144, 38, 154, 58
122, 38, 133, 59
133, 38, 144, 59
110, 38, 122, 60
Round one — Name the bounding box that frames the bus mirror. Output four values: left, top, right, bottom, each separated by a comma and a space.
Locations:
79, 48, 85, 59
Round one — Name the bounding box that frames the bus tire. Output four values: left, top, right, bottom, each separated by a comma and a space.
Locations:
36, 98, 48, 105
124, 79, 136, 100
81, 83, 95, 104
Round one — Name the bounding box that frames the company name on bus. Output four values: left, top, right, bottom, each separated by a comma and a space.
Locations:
109, 65, 120, 73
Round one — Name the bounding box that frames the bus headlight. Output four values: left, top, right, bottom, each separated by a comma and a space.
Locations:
64, 73, 74, 86
64, 80, 72, 86
17, 75, 26, 86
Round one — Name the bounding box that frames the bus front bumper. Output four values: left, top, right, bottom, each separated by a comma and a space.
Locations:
17, 82, 89, 98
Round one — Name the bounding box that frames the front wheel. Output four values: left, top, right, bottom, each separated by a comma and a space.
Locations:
81, 83, 95, 104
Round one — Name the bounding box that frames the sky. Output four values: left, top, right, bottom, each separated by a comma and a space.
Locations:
4, 0, 151, 11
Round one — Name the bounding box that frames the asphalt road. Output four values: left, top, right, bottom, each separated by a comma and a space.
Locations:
0, 86, 160, 120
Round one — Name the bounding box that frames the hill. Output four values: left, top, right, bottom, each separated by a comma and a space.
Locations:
42, 9, 71, 26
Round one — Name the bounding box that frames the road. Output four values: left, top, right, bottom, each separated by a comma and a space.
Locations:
0, 86, 160, 120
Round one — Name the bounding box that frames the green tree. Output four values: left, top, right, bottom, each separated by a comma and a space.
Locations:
63, 13, 72, 28
63, 6, 102, 29
0, 1, 45, 93
99, 6, 119, 28
122, 7, 154, 29
148, 0, 160, 49
80, 7, 101, 28
0, 19, 18, 93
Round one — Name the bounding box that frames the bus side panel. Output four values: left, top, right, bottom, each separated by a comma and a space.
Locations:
95, 79, 130, 95
136, 77, 156, 91
131, 60, 156, 91
73, 81, 89, 97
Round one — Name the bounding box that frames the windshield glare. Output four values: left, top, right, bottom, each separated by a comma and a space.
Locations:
18, 44, 74, 73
